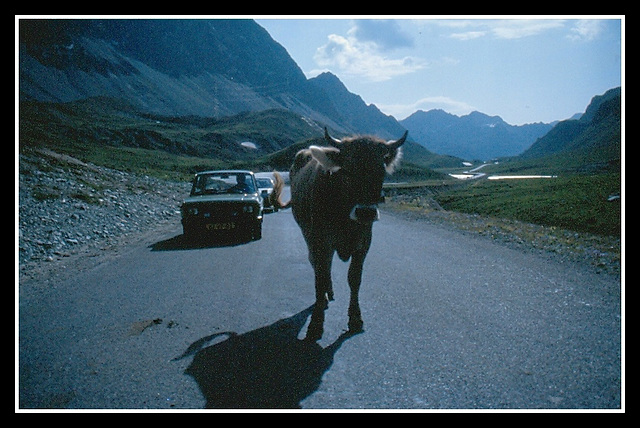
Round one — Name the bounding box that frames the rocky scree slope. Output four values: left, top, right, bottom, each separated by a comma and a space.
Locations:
18, 148, 189, 283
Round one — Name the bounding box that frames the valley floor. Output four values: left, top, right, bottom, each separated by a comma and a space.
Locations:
18, 149, 621, 291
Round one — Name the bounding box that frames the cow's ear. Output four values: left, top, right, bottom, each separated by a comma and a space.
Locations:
383, 146, 403, 174
309, 145, 341, 173
383, 130, 407, 173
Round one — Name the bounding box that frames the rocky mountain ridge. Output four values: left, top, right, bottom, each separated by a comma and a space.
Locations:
19, 19, 621, 170
19, 19, 395, 139
521, 87, 621, 163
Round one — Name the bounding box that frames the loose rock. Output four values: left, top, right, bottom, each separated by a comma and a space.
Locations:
18, 149, 189, 283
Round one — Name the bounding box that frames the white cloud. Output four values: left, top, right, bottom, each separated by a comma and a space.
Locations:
489, 19, 565, 39
450, 31, 486, 41
313, 33, 425, 82
377, 96, 476, 120
568, 19, 604, 41
440, 19, 565, 40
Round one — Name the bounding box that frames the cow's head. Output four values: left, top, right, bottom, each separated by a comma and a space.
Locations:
309, 128, 407, 222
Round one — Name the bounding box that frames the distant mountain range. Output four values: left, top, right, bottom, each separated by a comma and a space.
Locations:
18, 19, 620, 170
401, 110, 553, 161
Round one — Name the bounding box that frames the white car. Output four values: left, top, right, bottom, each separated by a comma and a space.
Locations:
256, 176, 277, 213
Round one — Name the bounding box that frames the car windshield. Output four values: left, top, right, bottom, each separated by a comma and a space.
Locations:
256, 178, 273, 188
191, 172, 256, 195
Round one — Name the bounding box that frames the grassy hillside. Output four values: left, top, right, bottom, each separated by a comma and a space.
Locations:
516, 87, 620, 173
19, 95, 621, 238
19, 97, 320, 163
433, 173, 621, 237
19, 97, 447, 182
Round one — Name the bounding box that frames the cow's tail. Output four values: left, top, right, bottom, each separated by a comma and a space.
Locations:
271, 171, 291, 210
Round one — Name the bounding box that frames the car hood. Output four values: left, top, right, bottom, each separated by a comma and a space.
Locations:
182, 193, 261, 205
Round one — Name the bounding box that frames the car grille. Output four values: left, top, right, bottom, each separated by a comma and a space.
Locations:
188, 202, 256, 220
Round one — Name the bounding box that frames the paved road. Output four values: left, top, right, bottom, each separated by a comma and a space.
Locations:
18, 207, 622, 410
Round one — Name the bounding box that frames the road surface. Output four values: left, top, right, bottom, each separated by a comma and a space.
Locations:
18, 207, 622, 410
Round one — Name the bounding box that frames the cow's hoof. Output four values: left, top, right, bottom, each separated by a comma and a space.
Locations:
305, 326, 323, 342
348, 318, 364, 333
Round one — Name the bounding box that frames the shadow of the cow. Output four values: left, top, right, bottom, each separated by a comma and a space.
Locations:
174, 305, 361, 409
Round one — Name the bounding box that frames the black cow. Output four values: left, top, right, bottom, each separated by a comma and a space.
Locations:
273, 128, 406, 340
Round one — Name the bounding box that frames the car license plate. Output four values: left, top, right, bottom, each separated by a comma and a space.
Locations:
206, 222, 235, 230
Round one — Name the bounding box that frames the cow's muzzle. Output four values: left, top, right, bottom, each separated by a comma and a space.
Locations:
349, 204, 380, 223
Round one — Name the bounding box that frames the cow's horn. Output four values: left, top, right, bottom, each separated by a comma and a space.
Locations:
387, 130, 408, 149
324, 127, 341, 147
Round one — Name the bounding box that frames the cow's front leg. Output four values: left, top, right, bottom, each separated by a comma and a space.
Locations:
307, 303, 325, 342
306, 251, 333, 341
347, 227, 372, 333
347, 252, 366, 333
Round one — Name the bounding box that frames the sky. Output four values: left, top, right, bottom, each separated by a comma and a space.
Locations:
256, 17, 623, 125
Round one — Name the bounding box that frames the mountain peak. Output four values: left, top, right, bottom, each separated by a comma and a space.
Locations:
463, 111, 506, 127
314, 71, 341, 81
310, 71, 348, 92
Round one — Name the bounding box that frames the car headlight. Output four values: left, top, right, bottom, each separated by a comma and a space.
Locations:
183, 206, 198, 216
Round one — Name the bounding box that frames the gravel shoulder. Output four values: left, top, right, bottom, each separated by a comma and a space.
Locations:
383, 188, 621, 278
17, 149, 621, 290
